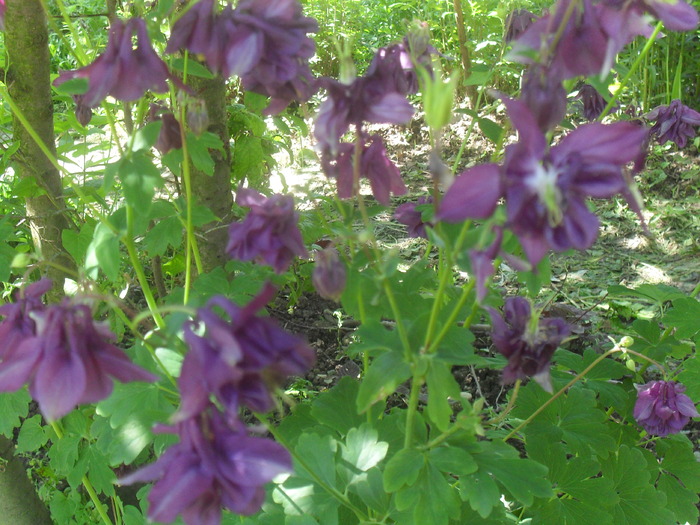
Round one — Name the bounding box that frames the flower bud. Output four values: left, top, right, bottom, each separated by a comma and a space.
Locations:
312, 247, 346, 301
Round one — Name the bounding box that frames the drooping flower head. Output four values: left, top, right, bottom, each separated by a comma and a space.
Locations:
0, 278, 52, 361
645, 99, 700, 148
321, 134, 407, 206
312, 247, 347, 301
119, 405, 292, 523
176, 284, 315, 421
0, 294, 157, 422
519, 65, 567, 132
54, 18, 176, 121
438, 97, 648, 265
150, 103, 183, 155
634, 380, 699, 436
488, 297, 570, 391
0, 0, 6, 31
504, 9, 537, 43
226, 189, 308, 273
577, 83, 616, 121
394, 196, 434, 239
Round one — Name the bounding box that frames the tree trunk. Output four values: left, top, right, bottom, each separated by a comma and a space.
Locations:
452, 0, 477, 106
0, 436, 53, 525
5, 0, 76, 293
188, 75, 235, 273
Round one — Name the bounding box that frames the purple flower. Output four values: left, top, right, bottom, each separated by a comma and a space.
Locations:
520, 65, 567, 132
176, 285, 315, 420
0, 297, 157, 422
226, 189, 308, 273
469, 227, 504, 303
323, 134, 407, 206
645, 99, 700, 148
633, 380, 698, 436
504, 9, 536, 43
312, 247, 347, 301
0, 0, 6, 31
54, 18, 174, 112
488, 297, 570, 391
438, 98, 648, 265
577, 84, 615, 121
150, 104, 183, 155
0, 279, 52, 361
395, 196, 434, 239
120, 406, 292, 523
605, 0, 699, 32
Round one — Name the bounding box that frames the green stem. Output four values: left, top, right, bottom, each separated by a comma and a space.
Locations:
403, 373, 425, 449
124, 207, 166, 330
418, 421, 462, 451
599, 22, 664, 120
487, 379, 521, 425
50, 423, 113, 525
425, 279, 475, 355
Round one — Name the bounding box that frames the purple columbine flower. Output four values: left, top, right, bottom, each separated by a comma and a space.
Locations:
438, 97, 648, 265
577, 83, 616, 121
602, 0, 699, 32
119, 406, 292, 523
150, 104, 183, 155
0, 0, 6, 31
0, 279, 52, 361
226, 189, 308, 273
488, 297, 570, 391
504, 9, 537, 43
0, 297, 157, 422
394, 196, 434, 239
645, 99, 700, 148
520, 65, 567, 132
322, 134, 408, 206
312, 247, 347, 301
54, 18, 175, 115
633, 380, 699, 437
175, 284, 315, 421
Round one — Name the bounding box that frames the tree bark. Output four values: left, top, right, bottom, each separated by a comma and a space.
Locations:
452, 0, 477, 106
5, 0, 76, 292
188, 75, 235, 273
0, 436, 53, 525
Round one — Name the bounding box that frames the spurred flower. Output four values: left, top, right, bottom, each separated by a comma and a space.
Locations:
175, 285, 315, 421
645, 99, 700, 148
150, 104, 183, 155
438, 98, 648, 265
634, 380, 698, 436
504, 9, 536, 43
577, 83, 614, 121
226, 189, 308, 273
0, 297, 157, 422
488, 297, 570, 391
54, 18, 174, 113
120, 406, 292, 523
602, 0, 699, 32
395, 196, 434, 239
323, 134, 407, 206
312, 247, 347, 301
519, 65, 567, 132
0, 279, 51, 361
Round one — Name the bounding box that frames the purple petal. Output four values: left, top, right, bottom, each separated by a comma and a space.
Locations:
438, 163, 502, 221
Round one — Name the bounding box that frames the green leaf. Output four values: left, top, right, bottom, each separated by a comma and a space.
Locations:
663, 297, 700, 339
48, 433, 82, 477
383, 448, 425, 493
478, 118, 503, 144
656, 436, 700, 493
657, 473, 698, 525
294, 433, 338, 489
0, 389, 31, 437
394, 463, 460, 525
426, 359, 461, 431
187, 131, 223, 176
356, 351, 411, 413
601, 445, 675, 525
68, 446, 115, 496
132, 121, 163, 152
458, 469, 503, 518
310, 377, 364, 436
676, 356, 700, 401
352, 467, 390, 515
86, 222, 120, 281
62, 221, 95, 266
54, 77, 88, 95
144, 216, 182, 256
338, 423, 388, 486
232, 135, 264, 182
118, 152, 163, 215
16, 414, 50, 453
428, 446, 477, 476
170, 57, 215, 79
272, 477, 339, 525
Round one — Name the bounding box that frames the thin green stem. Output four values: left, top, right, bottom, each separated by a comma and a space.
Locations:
124, 207, 166, 330
50, 422, 113, 525
487, 380, 521, 425
425, 279, 475, 355
403, 373, 425, 449
418, 421, 462, 451
599, 22, 664, 120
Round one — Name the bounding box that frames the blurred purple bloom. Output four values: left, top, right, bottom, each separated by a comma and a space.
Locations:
603, 0, 699, 32
0, 0, 6, 31
120, 406, 292, 523
488, 297, 570, 391
150, 104, 183, 155
176, 285, 315, 420
510, 0, 652, 81
520, 65, 567, 132
323, 134, 407, 206
504, 9, 536, 43
439, 98, 648, 265
469, 227, 503, 303
634, 380, 698, 436
645, 99, 700, 148
0, 298, 156, 422
312, 247, 347, 301
395, 196, 433, 239
0, 279, 51, 361
577, 84, 613, 121
55, 18, 173, 111
226, 189, 308, 273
